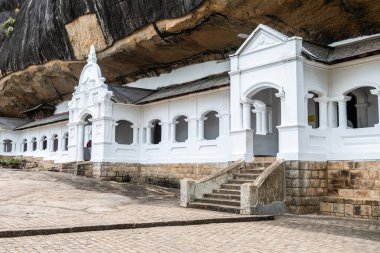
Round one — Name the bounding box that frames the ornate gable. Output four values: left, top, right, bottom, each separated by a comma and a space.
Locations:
69, 45, 112, 110
75, 45, 107, 94
234, 24, 289, 55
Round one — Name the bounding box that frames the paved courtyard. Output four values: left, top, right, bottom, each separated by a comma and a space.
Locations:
0, 169, 379, 252
0, 169, 243, 232
1, 215, 379, 253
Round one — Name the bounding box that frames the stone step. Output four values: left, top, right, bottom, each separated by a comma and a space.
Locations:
227, 179, 255, 184
195, 197, 241, 207
245, 162, 272, 170
213, 189, 241, 195
233, 173, 259, 180
188, 202, 241, 214
220, 184, 242, 190
240, 169, 264, 174
204, 193, 241, 201
254, 156, 277, 162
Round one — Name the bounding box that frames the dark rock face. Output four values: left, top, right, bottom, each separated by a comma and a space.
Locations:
0, 0, 204, 73
0, 0, 380, 117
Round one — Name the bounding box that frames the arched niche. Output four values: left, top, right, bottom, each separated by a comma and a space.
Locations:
174, 115, 188, 143
203, 111, 219, 140
115, 120, 134, 145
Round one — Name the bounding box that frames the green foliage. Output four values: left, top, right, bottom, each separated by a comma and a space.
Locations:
5, 26, 14, 37
0, 158, 21, 165
0, 17, 16, 38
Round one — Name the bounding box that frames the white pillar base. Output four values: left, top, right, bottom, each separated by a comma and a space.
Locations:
230, 129, 254, 162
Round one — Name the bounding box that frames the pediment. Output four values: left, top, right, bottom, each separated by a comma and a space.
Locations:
234, 24, 289, 55
74, 45, 106, 94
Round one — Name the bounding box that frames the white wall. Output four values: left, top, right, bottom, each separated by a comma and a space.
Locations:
127, 60, 230, 90
0, 122, 70, 163
103, 88, 232, 164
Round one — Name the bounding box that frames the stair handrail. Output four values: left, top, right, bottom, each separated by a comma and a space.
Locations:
180, 159, 244, 207
241, 159, 285, 215
252, 159, 284, 188
197, 159, 244, 183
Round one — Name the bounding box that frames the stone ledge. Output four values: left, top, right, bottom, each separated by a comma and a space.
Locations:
322, 196, 380, 206
0, 215, 274, 238
320, 197, 380, 220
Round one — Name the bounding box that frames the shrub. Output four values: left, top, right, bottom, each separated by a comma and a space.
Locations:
0, 17, 16, 37
0, 158, 21, 166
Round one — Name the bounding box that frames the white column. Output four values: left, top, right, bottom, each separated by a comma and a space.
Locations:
217, 113, 230, 137
370, 89, 380, 126
337, 96, 351, 129
328, 101, 335, 128
242, 102, 252, 130
159, 122, 169, 143
216, 114, 223, 138
132, 125, 139, 145
305, 93, 314, 126
111, 121, 117, 144
138, 127, 143, 144
255, 110, 262, 134
198, 117, 205, 140
355, 103, 368, 128
170, 122, 176, 142
49, 138, 54, 152
314, 97, 328, 129
146, 126, 152, 144
186, 118, 198, 141
77, 123, 85, 161
268, 108, 273, 133
28, 140, 33, 152
275, 92, 285, 126
262, 108, 268, 134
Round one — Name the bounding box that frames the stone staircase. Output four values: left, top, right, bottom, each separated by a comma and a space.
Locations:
188, 158, 276, 214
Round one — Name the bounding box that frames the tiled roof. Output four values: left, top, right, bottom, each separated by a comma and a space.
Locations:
136, 72, 230, 104
21, 103, 56, 114
108, 85, 155, 104
0, 117, 31, 130
15, 113, 69, 130
302, 42, 330, 62
302, 36, 380, 64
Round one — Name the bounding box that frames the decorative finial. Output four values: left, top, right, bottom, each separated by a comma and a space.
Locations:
87, 45, 97, 63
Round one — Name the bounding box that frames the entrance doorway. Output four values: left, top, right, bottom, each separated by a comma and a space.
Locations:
83, 115, 92, 161
249, 88, 281, 156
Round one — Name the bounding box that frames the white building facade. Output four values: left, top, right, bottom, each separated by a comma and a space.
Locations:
1, 24, 380, 164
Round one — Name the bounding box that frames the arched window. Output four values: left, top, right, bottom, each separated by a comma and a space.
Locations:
42, 136, 48, 150
151, 119, 161, 144
203, 111, 219, 140
63, 132, 69, 151
115, 120, 134, 145
3, 140, 13, 153
22, 139, 28, 152
346, 87, 379, 128
31, 138, 37, 151
175, 116, 188, 142
52, 134, 59, 152
307, 91, 320, 129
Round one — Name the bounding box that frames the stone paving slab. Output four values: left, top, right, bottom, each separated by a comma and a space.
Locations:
0, 215, 379, 253
0, 169, 256, 233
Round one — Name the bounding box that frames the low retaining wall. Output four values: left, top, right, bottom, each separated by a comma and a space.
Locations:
92, 162, 230, 188
285, 161, 328, 214
285, 160, 380, 220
